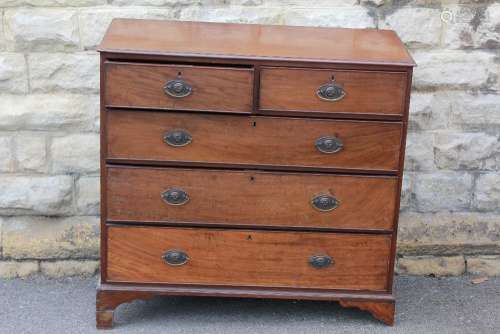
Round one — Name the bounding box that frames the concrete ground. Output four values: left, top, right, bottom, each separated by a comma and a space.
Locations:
0, 275, 498, 334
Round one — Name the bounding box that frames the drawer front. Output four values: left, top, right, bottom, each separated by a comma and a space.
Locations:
105, 62, 254, 113
107, 167, 398, 231
260, 67, 407, 116
107, 111, 403, 172
106, 226, 391, 291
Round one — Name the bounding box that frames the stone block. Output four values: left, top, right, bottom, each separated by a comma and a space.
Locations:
2, 216, 99, 260
412, 51, 497, 90
434, 132, 500, 170
0, 175, 73, 215
400, 172, 413, 210
4, 9, 79, 51
283, 7, 375, 28
40, 260, 99, 278
467, 255, 500, 276
29, 53, 99, 93
414, 172, 473, 212
226, 0, 359, 5
408, 92, 450, 131
0, 261, 39, 279
478, 3, 500, 48
397, 255, 466, 276
398, 212, 500, 255
76, 176, 100, 215
0, 94, 99, 132
0, 10, 5, 51
79, 8, 174, 49
444, 4, 500, 49
180, 6, 283, 25
14, 133, 47, 173
0, 136, 14, 172
381, 7, 442, 47
449, 93, 500, 130
360, 0, 384, 6
474, 173, 500, 211
111, 0, 190, 5
0, 52, 28, 93
0, 0, 105, 5
404, 132, 435, 171
51, 134, 100, 174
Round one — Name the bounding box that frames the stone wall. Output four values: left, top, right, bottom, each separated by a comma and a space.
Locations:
0, 0, 499, 278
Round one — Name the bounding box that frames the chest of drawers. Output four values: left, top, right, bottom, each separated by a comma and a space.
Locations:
96, 19, 415, 329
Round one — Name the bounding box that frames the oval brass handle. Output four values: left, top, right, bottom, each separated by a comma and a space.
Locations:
311, 194, 339, 212
163, 129, 192, 147
161, 188, 189, 206
164, 79, 192, 98
162, 249, 189, 266
317, 79, 345, 102
315, 136, 343, 154
309, 254, 333, 269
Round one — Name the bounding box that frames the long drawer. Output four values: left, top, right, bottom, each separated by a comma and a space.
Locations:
260, 67, 407, 117
106, 226, 392, 291
106, 111, 403, 173
106, 166, 398, 231
104, 62, 254, 113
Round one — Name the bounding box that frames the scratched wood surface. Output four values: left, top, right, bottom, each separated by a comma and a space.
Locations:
107, 226, 392, 291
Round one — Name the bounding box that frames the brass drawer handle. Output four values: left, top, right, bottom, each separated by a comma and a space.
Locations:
317, 77, 345, 102
163, 129, 192, 147
309, 254, 333, 269
164, 78, 192, 98
315, 136, 343, 154
162, 249, 189, 266
161, 188, 189, 206
311, 194, 339, 212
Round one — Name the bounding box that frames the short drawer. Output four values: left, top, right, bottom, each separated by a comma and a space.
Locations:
260, 67, 407, 117
104, 62, 254, 113
106, 226, 391, 291
106, 111, 403, 172
106, 167, 398, 231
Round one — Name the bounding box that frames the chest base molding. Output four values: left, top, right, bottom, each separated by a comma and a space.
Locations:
96, 281, 395, 329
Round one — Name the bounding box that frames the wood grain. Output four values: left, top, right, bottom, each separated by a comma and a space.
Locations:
96, 289, 154, 329
105, 62, 254, 112
106, 226, 392, 291
387, 69, 414, 292
96, 310, 113, 329
106, 110, 403, 172
98, 19, 416, 67
339, 300, 395, 325
260, 67, 407, 116
106, 166, 398, 231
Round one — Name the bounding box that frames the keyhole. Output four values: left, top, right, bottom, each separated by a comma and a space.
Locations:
178, 71, 182, 77
247, 235, 252, 240
252, 121, 257, 127
250, 176, 255, 182
331, 75, 335, 81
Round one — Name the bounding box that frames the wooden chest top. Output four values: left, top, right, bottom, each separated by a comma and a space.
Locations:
98, 19, 415, 67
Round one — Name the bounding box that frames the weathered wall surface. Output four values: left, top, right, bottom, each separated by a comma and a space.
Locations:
0, 0, 499, 278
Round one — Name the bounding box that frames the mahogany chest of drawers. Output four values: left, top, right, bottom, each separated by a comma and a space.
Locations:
96, 19, 415, 329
